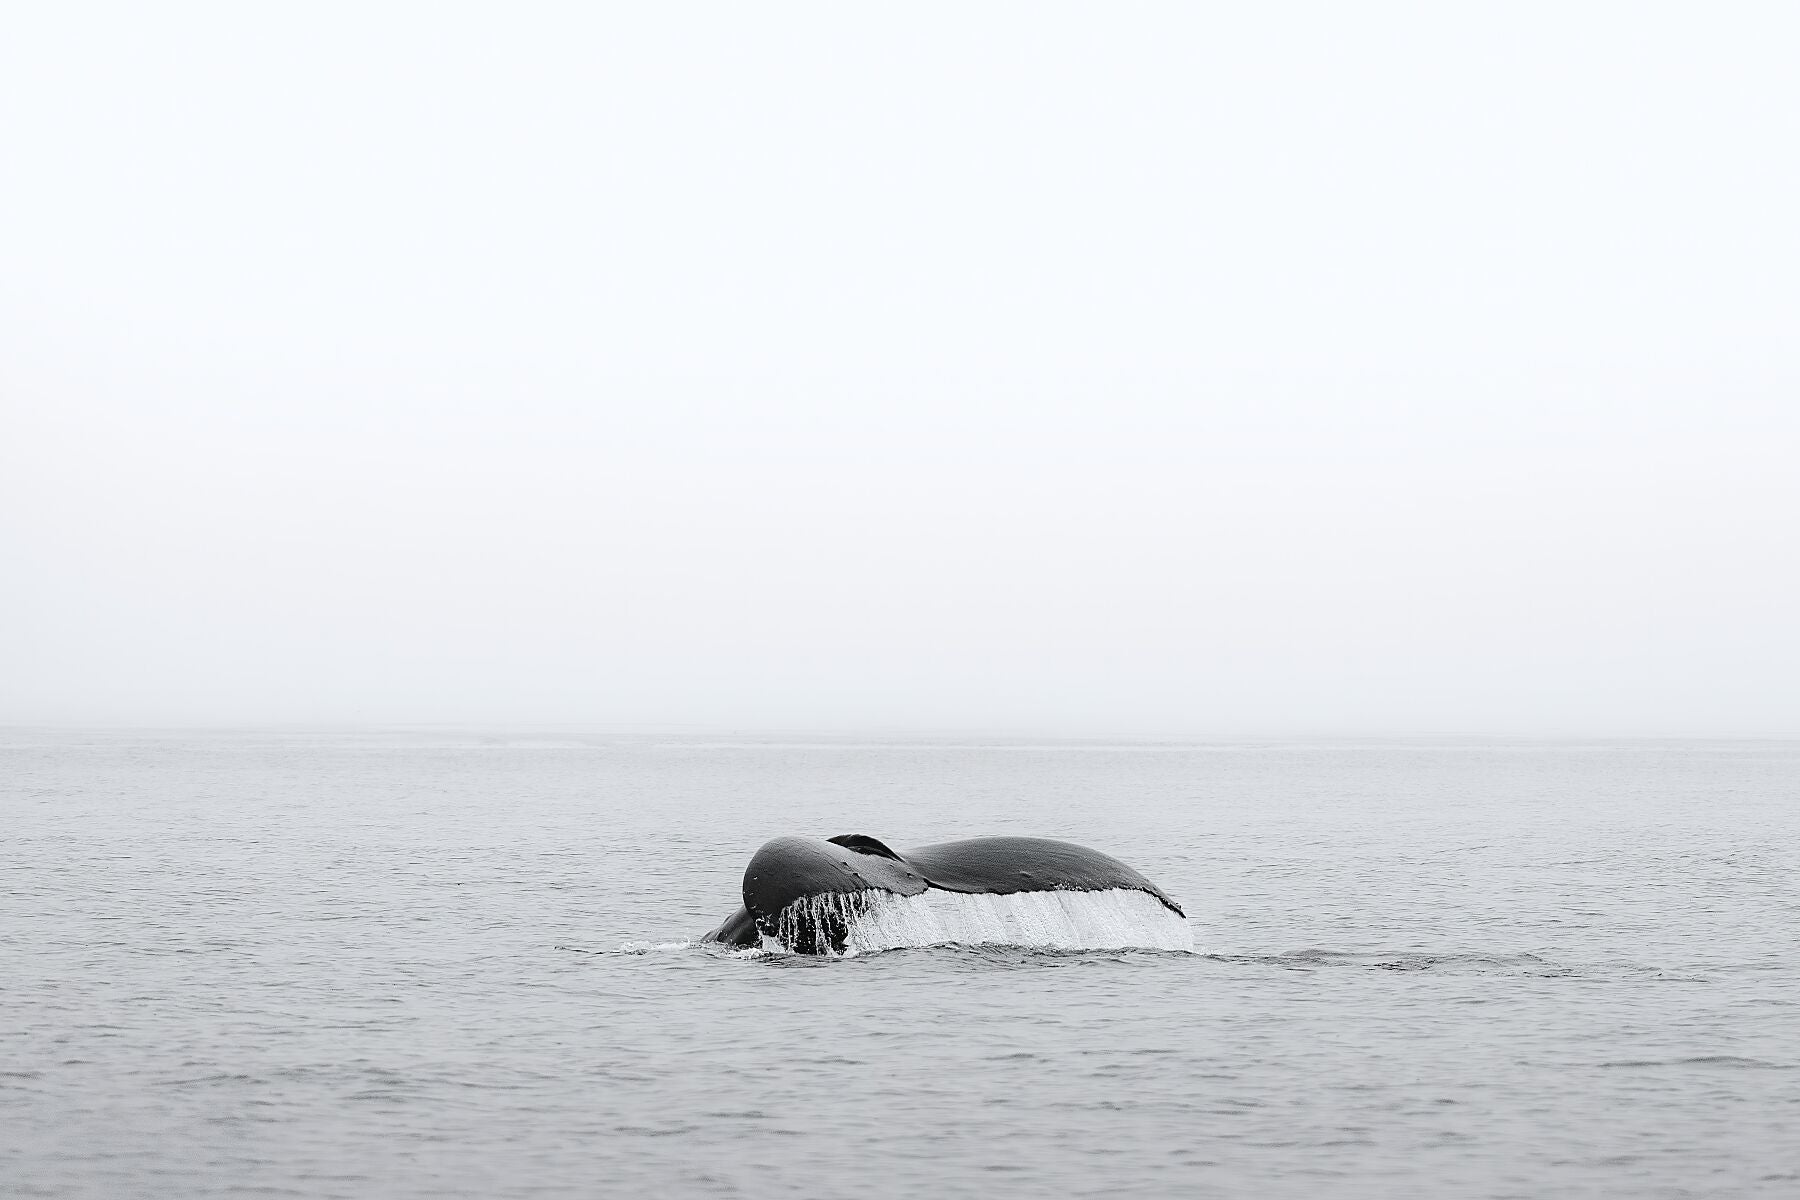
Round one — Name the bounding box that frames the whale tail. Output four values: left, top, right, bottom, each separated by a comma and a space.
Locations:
705, 833, 1188, 955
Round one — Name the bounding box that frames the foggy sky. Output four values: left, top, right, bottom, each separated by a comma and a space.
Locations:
3, 4, 1797, 734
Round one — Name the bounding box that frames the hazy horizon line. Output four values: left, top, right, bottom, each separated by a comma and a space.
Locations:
5, 719, 1796, 743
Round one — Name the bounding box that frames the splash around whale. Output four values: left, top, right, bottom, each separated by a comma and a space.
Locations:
703, 834, 1192, 955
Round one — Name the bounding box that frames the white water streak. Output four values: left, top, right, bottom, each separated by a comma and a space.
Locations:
763, 887, 1193, 955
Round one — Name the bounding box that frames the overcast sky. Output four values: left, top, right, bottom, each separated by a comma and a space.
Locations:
3, 4, 1796, 734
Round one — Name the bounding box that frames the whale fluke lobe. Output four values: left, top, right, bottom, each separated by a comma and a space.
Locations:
703, 834, 1189, 955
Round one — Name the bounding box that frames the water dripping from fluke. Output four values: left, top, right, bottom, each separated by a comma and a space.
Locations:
769, 887, 1195, 956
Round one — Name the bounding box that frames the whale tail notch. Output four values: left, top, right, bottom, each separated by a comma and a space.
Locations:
826, 833, 906, 861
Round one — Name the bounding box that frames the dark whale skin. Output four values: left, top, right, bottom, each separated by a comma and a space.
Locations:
703, 834, 1183, 950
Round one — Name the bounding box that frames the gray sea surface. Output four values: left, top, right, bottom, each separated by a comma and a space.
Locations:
4, 729, 1798, 1198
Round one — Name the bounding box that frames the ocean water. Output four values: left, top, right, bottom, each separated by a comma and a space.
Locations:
4, 729, 1798, 1198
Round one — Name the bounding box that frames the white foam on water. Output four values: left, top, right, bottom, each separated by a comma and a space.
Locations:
761, 887, 1193, 955
617, 940, 693, 954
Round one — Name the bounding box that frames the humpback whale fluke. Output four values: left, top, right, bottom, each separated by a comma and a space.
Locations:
704, 834, 1189, 955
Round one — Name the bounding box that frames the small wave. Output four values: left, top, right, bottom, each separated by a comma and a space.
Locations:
1225, 950, 1579, 976
1596, 1056, 1792, 1070
761, 887, 1194, 956
1213, 950, 1729, 982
